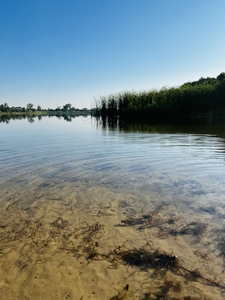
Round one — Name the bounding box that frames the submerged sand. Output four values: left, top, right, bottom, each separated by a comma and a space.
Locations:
0, 177, 225, 300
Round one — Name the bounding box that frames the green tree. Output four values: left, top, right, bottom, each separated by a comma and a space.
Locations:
0, 103, 9, 112
217, 72, 225, 82
63, 103, 72, 111
37, 105, 42, 111
27, 103, 34, 110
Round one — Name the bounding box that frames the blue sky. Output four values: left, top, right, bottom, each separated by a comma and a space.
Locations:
0, 0, 225, 109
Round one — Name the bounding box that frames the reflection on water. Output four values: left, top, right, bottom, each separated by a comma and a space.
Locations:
1, 115, 225, 299
0, 113, 89, 124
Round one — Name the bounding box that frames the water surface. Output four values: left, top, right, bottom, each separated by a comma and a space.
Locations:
1, 116, 225, 299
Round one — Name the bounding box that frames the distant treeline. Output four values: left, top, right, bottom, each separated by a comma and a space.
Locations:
0, 103, 92, 114
95, 72, 225, 120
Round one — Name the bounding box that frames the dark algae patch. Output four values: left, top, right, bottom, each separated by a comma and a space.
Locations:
119, 203, 207, 240
117, 245, 178, 269
120, 203, 179, 231
109, 243, 225, 297
168, 221, 207, 237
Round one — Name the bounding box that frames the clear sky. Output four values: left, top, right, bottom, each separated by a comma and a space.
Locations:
1, 0, 225, 109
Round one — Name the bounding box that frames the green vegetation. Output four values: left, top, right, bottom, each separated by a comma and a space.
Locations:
0, 102, 92, 117
95, 72, 225, 121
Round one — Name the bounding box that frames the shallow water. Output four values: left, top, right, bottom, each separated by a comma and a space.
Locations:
1, 116, 225, 299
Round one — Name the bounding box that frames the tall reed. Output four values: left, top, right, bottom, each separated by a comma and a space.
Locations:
95, 72, 225, 121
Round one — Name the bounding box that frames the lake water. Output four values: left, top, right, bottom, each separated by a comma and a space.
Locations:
1, 115, 225, 299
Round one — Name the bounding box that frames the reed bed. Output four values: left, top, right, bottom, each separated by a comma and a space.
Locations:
95, 72, 225, 121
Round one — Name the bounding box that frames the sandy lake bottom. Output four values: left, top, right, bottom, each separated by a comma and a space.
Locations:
1, 174, 225, 300
1, 117, 225, 299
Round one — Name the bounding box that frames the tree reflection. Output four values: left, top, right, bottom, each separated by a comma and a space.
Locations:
27, 117, 35, 123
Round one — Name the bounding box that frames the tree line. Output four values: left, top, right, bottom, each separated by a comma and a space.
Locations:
0, 103, 89, 113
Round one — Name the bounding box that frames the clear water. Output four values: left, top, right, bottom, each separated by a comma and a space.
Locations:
1, 115, 225, 299
1, 116, 225, 207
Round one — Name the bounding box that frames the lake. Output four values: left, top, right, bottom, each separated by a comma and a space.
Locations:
1, 115, 225, 299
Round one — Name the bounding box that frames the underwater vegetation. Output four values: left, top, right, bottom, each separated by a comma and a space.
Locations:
1, 196, 225, 299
